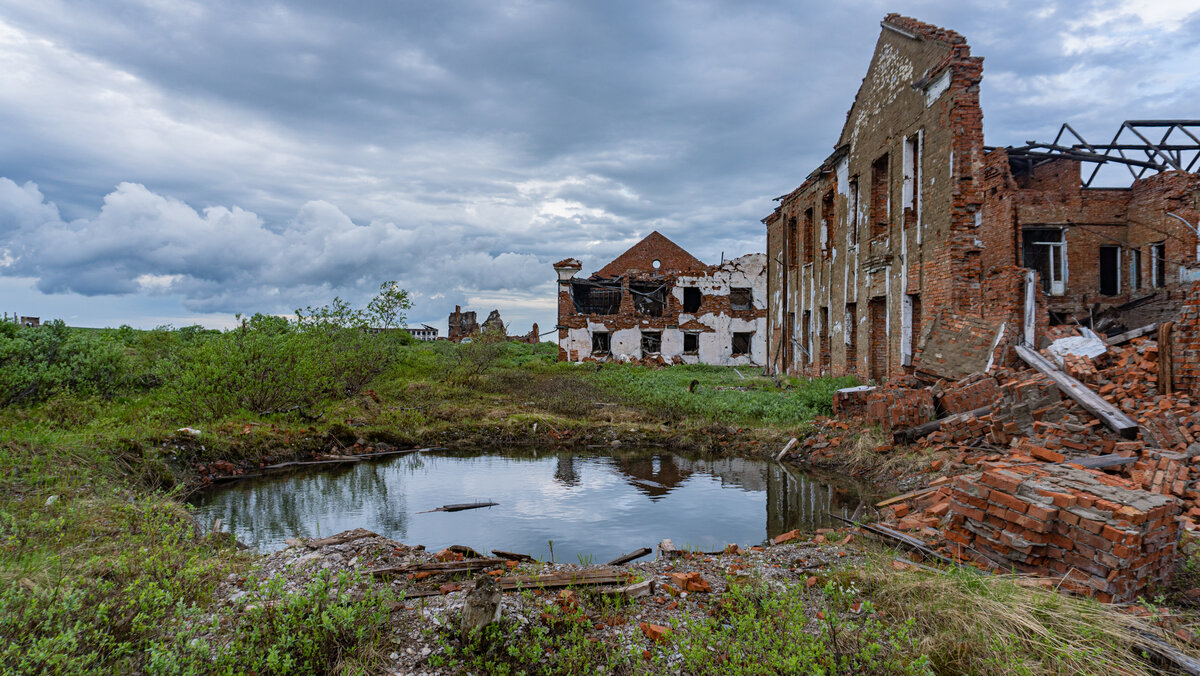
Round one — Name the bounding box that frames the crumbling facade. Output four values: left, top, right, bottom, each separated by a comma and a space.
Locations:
554, 232, 766, 365
764, 14, 1200, 381
447, 306, 506, 342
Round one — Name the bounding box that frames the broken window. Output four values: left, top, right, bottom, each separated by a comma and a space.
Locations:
848, 177, 860, 247
870, 153, 889, 238
844, 303, 858, 373
802, 310, 811, 364
682, 287, 702, 313
630, 282, 667, 317
730, 287, 752, 311
803, 206, 815, 263
904, 133, 921, 228
1131, 249, 1142, 291
640, 330, 662, 354
1152, 242, 1166, 287
571, 280, 623, 314
1099, 245, 1121, 296
732, 332, 753, 357
821, 191, 835, 258
683, 332, 699, 354
592, 331, 610, 354
1021, 229, 1066, 295
819, 307, 829, 372
786, 215, 798, 271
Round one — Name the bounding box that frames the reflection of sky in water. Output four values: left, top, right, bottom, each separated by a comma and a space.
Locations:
189, 450, 862, 563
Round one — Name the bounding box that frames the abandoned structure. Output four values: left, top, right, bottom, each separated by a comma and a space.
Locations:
554, 231, 766, 365
3, 313, 39, 327
447, 306, 505, 342
404, 324, 439, 341
763, 14, 1200, 381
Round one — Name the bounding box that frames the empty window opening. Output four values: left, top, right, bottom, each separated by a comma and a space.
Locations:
803, 206, 815, 264
801, 310, 812, 364
845, 303, 858, 374
592, 331, 610, 354
1152, 242, 1166, 287
732, 332, 753, 357
1131, 249, 1142, 291
821, 191, 835, 258
682, 287, 702, 313
786, 216, 799, 271
630, 282, 667, 317
868, 298, 887, 381
730, 287, 752, 311
910, 294, 922, 358
819, 307, 830, 372
683, 332, 699, 354
904, 134, 920, 228
571, 280, 623, 314
848, 177, 861, 247
870, 153, 889, 238
1099, 245, 1121, 296
641, 331, 662, 354
784, 311, 795, 372
1021, 229, 1066, 295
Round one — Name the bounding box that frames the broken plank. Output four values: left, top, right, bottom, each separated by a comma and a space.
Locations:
1105, 323, 1159, 346
1015, 344, 1138, 438
876, 487, 937, 508
604, 547, 652, 566
497, 569, 630, 591
417, 501, 499, 514
603, 579, 654, 600
893, 405, 992, 444
370, 557, 507, 579
1062, 454, 1137, 470
491, 550, 535, 563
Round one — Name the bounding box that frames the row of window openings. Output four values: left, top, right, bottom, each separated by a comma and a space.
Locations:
592, 331, 753, 356
1023, 229, 1168, 296
786, 137, 920, 269
573, 283, 754, 316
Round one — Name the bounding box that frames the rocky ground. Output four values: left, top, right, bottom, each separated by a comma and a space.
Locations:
212, 527, 867, 675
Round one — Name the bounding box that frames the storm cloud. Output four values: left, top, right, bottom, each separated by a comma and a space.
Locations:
0, 0, 1197, 330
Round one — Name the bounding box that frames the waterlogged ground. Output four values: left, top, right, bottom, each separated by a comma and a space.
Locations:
190, 449, 867, 561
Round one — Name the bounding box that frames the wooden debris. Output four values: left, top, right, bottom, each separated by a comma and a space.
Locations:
657, 538, 682, 559
448, 544, 483, 559
497, 568, 630, 591
491, 550, 535, 563
1105, 323, 1159, 346
1015, 345, 1138, 438
876, 487, 937, 508
603, 579, 654, 601
604, 547, 652, 566
893, 406, 992, 443
418, 501, 499, 514
305, 528, 380, 549
369, 557, 508, 579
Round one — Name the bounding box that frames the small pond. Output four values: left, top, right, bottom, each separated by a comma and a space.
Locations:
189, 449, 867, 563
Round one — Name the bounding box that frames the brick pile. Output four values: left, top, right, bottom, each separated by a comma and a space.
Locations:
932, 374, 1000, 415
945, 463, 1180, 602
865, 387, 936, 432
832, 386, 876, 419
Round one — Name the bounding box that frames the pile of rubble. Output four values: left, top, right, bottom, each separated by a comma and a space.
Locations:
788, 290, 1200, 603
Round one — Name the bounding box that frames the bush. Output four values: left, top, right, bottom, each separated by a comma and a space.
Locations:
0, 320, 129, 406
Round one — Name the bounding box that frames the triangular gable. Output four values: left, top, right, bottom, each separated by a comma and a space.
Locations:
835, 14, 966, 148
594, 231, 706, 278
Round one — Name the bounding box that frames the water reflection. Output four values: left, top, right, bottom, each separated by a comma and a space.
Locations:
189, 449, 867, 562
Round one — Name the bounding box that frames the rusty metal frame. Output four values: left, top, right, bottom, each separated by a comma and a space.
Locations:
1002, 120, 1200, 187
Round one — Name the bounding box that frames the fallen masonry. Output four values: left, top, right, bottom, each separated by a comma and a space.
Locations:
789, 280, 1200, 600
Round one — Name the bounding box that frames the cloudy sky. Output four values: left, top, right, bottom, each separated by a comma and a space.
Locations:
1, 0, 1198, 333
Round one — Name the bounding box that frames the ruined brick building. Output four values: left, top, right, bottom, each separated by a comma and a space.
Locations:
764, 14, 1199, 381
554, 231, 766, 365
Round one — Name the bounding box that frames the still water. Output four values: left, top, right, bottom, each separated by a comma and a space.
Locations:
189, 449, 865, 563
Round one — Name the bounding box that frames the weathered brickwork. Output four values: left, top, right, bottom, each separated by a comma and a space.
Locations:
765, 14, 1199, 382
555, 232, 767, 365
947, 463, 1180, 603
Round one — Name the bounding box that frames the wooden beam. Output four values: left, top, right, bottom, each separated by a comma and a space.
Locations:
497, 569, 630, 591
1159, 322, 1175, 393
893, 406, 992, 443
369, 557, 508, 579
604, 547, 652, 566
1105, 323, 1158, 346
1015, 345, 1138, 438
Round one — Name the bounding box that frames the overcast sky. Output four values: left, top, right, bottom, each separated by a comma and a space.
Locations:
1, 0, 1198, 333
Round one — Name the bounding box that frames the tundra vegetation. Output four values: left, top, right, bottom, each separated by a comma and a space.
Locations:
0, 284, 1190, 674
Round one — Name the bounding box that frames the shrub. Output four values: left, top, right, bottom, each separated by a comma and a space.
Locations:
0, 320, 129, 406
